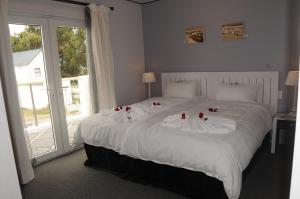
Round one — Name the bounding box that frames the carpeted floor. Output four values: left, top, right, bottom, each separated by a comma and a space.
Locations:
21, 137, 294, 199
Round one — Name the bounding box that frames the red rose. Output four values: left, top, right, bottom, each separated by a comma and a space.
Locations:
153, 102, 157, 106
213, 108, 218, 112
125, 106, 131, 112
157, 102, 160, 106
199, 112, 204, 119
114, 107, 120, 111
181, 113, 186, 119
208, 107, 213, 112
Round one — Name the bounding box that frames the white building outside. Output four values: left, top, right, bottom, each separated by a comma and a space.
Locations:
13, 48, 90, 126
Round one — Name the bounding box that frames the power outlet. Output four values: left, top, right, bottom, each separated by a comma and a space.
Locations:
278, 90, 283, 100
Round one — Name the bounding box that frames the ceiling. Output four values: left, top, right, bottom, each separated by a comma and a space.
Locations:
128, 0, 161, 4
52, 0, 161, 6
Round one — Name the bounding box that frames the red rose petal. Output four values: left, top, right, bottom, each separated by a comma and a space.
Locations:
181, 113, 186, 119
199, 112, 204, 119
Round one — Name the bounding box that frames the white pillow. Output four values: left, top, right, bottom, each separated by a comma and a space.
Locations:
215, 83, 260, 103
164, 81, 197, 98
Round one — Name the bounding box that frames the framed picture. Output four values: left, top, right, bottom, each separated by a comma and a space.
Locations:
221, 23, 245, 40
185, 26, 204, 44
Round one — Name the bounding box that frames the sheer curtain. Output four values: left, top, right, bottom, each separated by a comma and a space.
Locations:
0, 0, 34, 184
88, 4, 117, 110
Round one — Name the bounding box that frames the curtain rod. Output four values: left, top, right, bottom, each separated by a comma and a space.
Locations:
52, 0, 114, 10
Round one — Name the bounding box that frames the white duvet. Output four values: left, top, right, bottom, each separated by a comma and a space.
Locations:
76, 97, 272, 199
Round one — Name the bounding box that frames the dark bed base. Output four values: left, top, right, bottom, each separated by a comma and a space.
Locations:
83, 134, 268, 199
84, 144, 228, 199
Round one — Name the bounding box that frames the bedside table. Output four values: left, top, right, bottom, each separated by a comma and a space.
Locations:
271, 113, 296, 153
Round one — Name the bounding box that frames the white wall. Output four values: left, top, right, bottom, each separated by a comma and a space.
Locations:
8, 0, 146, 107
290, 57, 300, 198
8, 0, 85, 19
289, 0, 300, 197
14, 51, 46, 84
0, 79, 22, 199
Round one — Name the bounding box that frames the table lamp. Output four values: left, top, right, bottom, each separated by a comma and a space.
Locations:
285, 70, 299, 117
143, 72, 156, 98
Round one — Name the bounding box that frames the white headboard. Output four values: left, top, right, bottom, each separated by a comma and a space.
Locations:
161, 72, 279, 115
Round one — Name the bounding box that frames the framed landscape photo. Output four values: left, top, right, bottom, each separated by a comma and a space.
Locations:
185, 26, 204, 44
221, 23, 245, 40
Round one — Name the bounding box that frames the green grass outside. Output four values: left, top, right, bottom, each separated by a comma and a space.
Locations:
22, 107, 79, 126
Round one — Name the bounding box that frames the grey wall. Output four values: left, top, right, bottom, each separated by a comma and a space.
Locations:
142, 0, 290, 111
289, 0, 300, 68
96, 0, 146, 105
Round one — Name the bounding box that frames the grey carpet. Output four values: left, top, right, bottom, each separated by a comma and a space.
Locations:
21, 140, 293, 199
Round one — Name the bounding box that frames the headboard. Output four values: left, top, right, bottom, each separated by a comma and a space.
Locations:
161, 72, 279, 115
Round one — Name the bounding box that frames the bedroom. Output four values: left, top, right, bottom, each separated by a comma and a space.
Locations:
0, 0, 300, 199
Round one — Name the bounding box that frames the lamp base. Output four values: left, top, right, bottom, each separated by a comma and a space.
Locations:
147, 83, 151, 99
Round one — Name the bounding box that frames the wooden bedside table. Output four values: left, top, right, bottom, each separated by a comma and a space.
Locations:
271, 113, 296, 153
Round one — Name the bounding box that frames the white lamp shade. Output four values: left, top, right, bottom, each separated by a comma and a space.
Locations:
143, 72, 156, 83
285, 71, 299, 86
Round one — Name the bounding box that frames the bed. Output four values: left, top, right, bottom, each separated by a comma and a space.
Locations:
76, 71, 279, 199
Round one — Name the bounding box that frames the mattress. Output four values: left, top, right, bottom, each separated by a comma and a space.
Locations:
75, 97, 272, 199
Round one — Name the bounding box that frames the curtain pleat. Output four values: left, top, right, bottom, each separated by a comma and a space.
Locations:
88, 4, 117, 110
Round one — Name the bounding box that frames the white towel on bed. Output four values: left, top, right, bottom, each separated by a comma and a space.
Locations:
110, 106, 149, 123
162, 112, 236, 134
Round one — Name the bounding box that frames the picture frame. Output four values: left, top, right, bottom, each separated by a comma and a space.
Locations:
221, 23, 245, 40
185, 26, 204, 44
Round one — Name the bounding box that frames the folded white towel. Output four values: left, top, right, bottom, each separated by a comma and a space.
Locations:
110, 106, 150, 123
162, 112, 190, 128
182, 117, 236, 134
162, 112, 236, 134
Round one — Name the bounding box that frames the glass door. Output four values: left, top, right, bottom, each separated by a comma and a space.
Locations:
8, 17, 64, 163
50, 20, 92, 150
9, 16, 92, 164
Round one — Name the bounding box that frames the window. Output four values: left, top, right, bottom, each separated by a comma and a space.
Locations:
33, 68, 41, 77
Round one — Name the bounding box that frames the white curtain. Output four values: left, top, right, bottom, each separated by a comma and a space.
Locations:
89, 4, 117, 110
0, 0, 34, 184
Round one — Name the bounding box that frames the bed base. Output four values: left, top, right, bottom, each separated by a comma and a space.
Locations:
84, 144, 228, 199
83, 134, 269, 199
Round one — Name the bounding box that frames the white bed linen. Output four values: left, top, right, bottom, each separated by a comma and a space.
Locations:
76, 97, 271, 199
75, 97, 189, 152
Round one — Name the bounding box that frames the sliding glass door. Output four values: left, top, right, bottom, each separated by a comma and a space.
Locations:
9, 16, 91, 163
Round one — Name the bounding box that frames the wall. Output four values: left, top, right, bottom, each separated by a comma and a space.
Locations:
289, 0, 300, 68
0, 80, 22, 199
289, 0, 300, 198
95, 0, 146, 105
142, 0, 290, 111
8, 0, 146, 106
